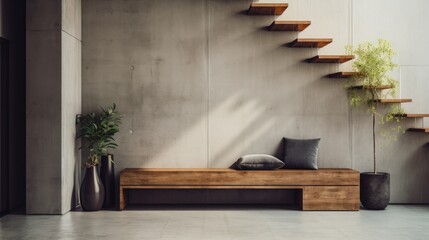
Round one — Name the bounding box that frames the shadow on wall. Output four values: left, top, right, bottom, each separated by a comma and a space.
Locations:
82, 0, 350, 172
351, 104, 429, 203
72, 136, 81, 209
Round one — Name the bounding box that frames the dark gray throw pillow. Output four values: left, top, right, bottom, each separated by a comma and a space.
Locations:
234, 154, 285, 170
283, 137, 320, 170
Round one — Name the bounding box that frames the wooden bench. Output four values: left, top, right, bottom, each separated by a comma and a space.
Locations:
119, 168, 360, 211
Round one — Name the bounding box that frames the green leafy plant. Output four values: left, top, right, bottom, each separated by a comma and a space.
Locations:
346, 39, 403, 173
77, 104, 123, 168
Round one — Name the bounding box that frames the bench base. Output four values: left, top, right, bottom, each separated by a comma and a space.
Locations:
119, 168, 360, 211
119, 185, 359, 211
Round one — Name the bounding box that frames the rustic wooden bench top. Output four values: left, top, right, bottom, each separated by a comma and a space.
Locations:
119, 168, 360, 211
120, 168, 359, 186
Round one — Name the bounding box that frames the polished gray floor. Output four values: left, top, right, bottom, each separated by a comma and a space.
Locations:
1, 205, 428, 240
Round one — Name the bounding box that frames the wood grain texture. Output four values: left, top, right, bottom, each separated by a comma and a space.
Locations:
119, 168, 360, 211
119, 186, 127, 210
120, 168, 359, 186
288, 38, 333, 48
247, 3, 288, 15
121, 185, 305, 189
307, 55, 354, 63
269, 21, 311, 31
328, 72, 360, 78
375, 99, 412, 103
302, 186, 360, 211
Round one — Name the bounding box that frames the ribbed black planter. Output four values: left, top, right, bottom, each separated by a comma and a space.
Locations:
80, 166, 105, 211
360, 172, 390, 210
100, 154, 115, 208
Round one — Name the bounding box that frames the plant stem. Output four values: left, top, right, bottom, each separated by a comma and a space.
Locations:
369, 88, 378, 174
373, 112, 376, 173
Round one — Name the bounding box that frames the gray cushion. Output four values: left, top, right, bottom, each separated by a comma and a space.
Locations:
283, 137, 320, 170
234, 154, 285, 170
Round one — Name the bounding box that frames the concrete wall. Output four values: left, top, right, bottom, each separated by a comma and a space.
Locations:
61, 0, 82, 214
82, 0, 429, 203
26, 0, 81, 214
350, 0, 429, 203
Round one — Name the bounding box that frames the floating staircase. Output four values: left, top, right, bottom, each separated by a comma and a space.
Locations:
394, 114, 429, 118
246, 2, 426, 134
307, 55, 354, 64
248, 3, 288, 15
269, 21, 311, 31
407, 128, 429, 133
375, 99, 412, 103
328, 72, 360, 78
349, 85, 394, 90
288, 38, 332, 48
395, 115, 429, 133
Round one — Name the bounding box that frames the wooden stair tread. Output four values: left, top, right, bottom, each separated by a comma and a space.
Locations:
328, 72, 360, 78
407, 128, 429, 133
307, 55, 354, 64
248, 3, 288, 15
375, 99, 412, 103
394, 114, 429, 118
288, 38, 333, 48
269, 21, 311, 31
350, 85, 394, 90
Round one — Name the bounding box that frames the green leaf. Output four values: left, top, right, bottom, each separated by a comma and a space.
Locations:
76, 103, 123, 166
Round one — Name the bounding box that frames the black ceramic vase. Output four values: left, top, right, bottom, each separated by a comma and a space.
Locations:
360, 172, 390, 210
80, 166, 105, 211
100, 154, 115, 208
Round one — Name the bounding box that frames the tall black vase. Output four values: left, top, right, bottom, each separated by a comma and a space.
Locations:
100, 154, 115, 208
80, 166, 105, 211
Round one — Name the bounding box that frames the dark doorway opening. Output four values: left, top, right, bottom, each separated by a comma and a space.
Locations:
0, 37, 10, 217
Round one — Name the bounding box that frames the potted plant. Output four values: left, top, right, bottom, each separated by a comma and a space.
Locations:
77, 104, 122, 211
98, 104, 122, 208
346, 39, 403, 210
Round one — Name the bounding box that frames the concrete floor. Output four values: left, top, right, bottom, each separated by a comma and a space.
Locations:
1, 205, 428, 240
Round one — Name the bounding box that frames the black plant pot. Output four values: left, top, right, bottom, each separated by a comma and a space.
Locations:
80, 166, 105, 211
100, 154, 115, 208
360, 172, 390, 210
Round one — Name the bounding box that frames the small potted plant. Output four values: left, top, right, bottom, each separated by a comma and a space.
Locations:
346, 39, 403, 210
77, 104, 122, 211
